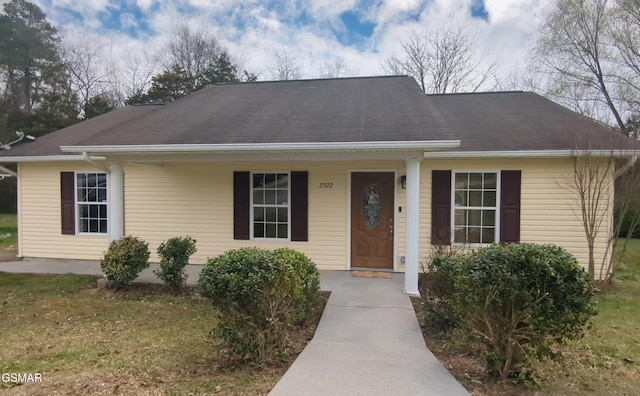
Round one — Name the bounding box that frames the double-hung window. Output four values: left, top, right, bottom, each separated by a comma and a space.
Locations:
453, 172, 498, 244
252, 173, 289, 239
77, 173, 107, 234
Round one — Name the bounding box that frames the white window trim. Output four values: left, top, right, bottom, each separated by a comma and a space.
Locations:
250, 171, 291, 241
75, 171, 108, 235
450, 170, 501, 247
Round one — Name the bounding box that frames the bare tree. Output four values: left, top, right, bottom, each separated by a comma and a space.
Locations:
383, 23, 497, 94
319, 59, 351, 79
566, 150, 615, 280
161, 23, 221, 81
60, 29, 118, 112
117, 48, 158, 103
611, 0, 640, 117
267, 49, 301, 81
536, 0, 628, 133
563, 139, 638, 284
157, 21, 243, 89
383, 32, 430, 92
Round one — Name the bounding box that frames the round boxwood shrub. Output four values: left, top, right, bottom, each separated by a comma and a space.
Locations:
101, 236, 150, 289
154, 236, 197, 291
447, 243, 596, 380
198, 247, 320, 362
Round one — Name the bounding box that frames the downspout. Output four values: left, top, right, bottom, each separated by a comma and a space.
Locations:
0, 165, 17, 177
615, 154, 639, 179
82, 152, 109, 173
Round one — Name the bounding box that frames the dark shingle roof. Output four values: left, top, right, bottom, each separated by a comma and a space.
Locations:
0, 77, 634, 159
0, 105, 158, 157
1, 76, 456, 157
79, 76, 455, 147
425, 91, 633, 152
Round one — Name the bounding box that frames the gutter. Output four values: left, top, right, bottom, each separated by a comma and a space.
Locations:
60, 140, 462, 154
423, 149, 639, 159
0, 155, 87, 162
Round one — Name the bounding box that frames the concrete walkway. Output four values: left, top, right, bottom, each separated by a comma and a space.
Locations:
270, 271, 469, 396
0, 259, 469, 395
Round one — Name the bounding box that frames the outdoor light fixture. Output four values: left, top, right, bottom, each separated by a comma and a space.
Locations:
400, 175, 407, 189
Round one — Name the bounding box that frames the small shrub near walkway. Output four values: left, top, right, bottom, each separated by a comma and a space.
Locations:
417, 240, 640, 395
425, 243, 596, 383
198, 247, 320, 363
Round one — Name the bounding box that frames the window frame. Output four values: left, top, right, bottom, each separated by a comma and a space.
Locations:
450, 170, 501, 246
250, 171, 291, 241
75, 172, 108, 235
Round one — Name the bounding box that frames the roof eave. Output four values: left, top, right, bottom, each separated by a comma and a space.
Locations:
60, 140, 462, 154
423, 149, 638, 159
0, 154, 87, 162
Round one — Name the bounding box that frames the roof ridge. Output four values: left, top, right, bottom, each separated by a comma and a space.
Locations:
214, 75, 410, 86
426, 90, 526, 97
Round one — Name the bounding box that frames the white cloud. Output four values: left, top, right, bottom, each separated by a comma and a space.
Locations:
25, 0, 553, 86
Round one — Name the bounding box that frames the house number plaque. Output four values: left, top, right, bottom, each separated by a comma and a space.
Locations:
319, 182, 333, 188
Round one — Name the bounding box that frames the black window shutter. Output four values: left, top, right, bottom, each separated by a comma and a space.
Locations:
61, 172, 75, 235
290, 171, 308, 242
233, 171, 250, 240
500, 170, 521, 243
431, 170, 451, 245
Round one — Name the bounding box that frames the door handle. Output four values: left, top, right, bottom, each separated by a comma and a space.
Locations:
389, 218, 393, 239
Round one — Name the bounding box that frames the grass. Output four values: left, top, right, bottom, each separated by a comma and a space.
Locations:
417, 239, 640, 395
0, 275, 326, 395
0, 213, 17, 252
535, 239, 640, 395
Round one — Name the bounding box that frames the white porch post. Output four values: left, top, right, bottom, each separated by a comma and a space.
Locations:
404, 158, 421, 296
108, 162, 124, 242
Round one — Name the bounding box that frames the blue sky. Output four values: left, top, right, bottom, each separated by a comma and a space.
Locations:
21, 0, 548, 81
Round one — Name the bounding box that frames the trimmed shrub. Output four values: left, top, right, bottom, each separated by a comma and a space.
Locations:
198, 247, 320, 362
270, 247, 321, 320
101, 236, 150, 289
154, 236, 197, 291
422, 252, 467, 332
429, 243, 596, 381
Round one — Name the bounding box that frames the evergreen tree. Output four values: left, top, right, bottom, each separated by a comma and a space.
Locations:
147, 65, 196, 103
0, 0, 78, 141
83, 95, 115, 119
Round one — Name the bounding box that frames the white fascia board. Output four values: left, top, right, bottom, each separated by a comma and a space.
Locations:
60, 140, 461, 154
0, 155, 88, 162
423, 150, 638, 159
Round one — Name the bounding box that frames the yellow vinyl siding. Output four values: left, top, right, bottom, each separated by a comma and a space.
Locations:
15, 157, 612, 275
123, 161, 404, 270
18, 162, 109, 259
421, 158, 613, 274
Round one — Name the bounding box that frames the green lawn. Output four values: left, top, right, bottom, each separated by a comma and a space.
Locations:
535, 239, 640, 395
0, 213, 17, 252
0, 275, 315, 395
